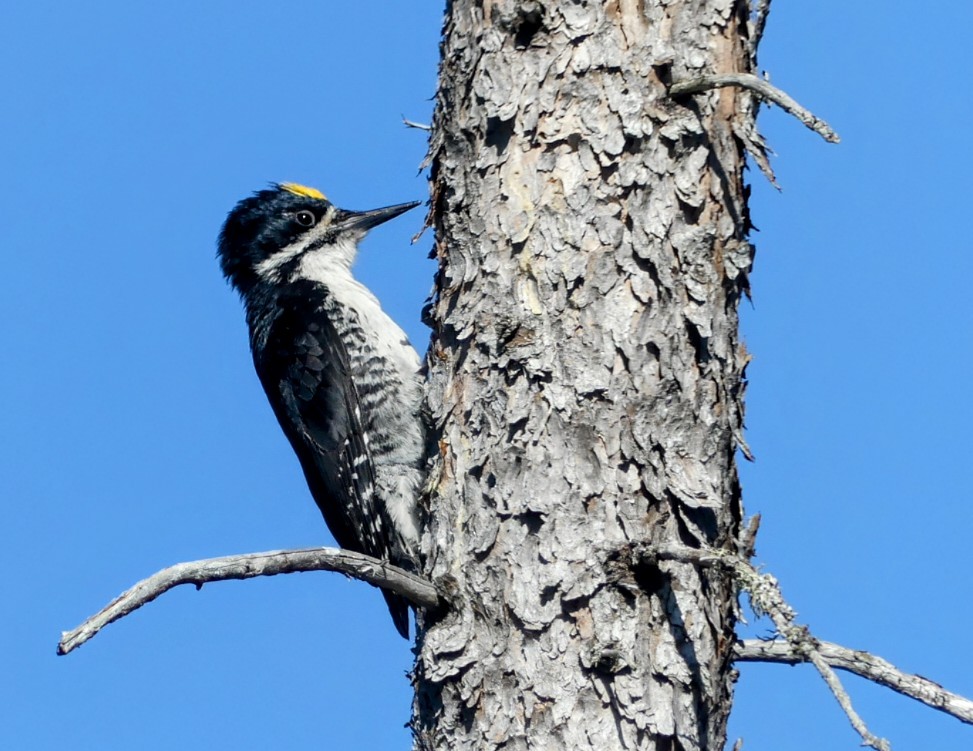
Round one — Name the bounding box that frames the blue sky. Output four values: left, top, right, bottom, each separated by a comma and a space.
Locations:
3, 3, 970, 750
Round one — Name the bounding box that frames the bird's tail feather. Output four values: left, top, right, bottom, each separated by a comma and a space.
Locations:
383, 590, 411, 639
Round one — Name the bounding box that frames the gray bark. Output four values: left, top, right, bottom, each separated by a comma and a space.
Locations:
415, 1, 753, 749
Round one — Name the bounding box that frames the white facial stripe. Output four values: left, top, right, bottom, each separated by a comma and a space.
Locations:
254, 206, 339, 281
255, 242, 305, 279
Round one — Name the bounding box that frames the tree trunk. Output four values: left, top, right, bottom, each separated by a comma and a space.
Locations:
415, 1, 752, 749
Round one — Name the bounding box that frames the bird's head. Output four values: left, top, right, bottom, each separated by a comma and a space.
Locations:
218, 182, 419, 295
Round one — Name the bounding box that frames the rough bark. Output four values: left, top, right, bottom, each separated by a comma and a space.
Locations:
415, 1, 753, 749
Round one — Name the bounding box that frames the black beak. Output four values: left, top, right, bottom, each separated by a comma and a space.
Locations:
333, 201, 421, 234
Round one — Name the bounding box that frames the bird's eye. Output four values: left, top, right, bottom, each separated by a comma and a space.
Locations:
295, 210, 317, 227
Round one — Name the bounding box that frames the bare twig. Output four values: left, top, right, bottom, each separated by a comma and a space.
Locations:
736, 639, 973, 726
641, 544, 890, 750
669, 73, 840, 144
732, 567, 888, 750
402, 116, 431, 131
58, 547, 440, 655
807, 648, 891, 751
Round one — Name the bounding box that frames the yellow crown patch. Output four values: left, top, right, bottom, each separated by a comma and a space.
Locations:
280, 182, 327, 200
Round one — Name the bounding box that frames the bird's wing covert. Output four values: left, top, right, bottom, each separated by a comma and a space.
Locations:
253, 291, 383, 555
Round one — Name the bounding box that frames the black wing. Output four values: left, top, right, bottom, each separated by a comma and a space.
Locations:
254, 296, 380, 554
251, 289, 410, 637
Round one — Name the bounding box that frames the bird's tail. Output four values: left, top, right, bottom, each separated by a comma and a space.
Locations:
383, 590, 412, 639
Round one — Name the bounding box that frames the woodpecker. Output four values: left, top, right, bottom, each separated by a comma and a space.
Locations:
217, 182, 425, 638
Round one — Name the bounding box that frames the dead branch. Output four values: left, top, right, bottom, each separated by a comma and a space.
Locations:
402, 115, 431, 131
669, 72, 840, 144
736, 639, 973, 726
58, 547, 440, 655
